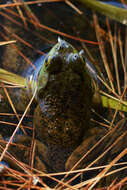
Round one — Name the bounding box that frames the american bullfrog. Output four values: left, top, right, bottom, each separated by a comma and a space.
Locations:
1, 39, 127, 187
0, 38, 97, 171
34, 37, 95, 146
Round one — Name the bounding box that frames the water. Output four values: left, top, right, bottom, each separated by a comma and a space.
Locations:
0, 0, 127, 188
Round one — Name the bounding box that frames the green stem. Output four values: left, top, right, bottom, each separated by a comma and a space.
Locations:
0, 68, 26, 87
74, 0, 127, 25
101, 95, 127, 112
93, 91, 127, 112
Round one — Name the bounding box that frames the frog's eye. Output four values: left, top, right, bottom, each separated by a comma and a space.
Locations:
67, 53, 84, 73
67, 53, 81, 65
73, 54, 79, 60
71, 53, 80, 62
47, 54, 63, 74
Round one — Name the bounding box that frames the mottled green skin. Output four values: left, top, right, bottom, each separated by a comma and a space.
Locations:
34, 39, 94, 148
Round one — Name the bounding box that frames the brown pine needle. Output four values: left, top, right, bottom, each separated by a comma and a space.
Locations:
91, 118, 111, 129
106, 19, 121, 95
22, 0, 40, 29
91, 108, 113, 126
38, 22, 99, 45
0, 40, 16, 46
124, 28, 127, 91
2, 84, 26, 134
110, 177, 127, 190
65, 0, 83, 15
118, 29, 126, 91
110, 86, 127, 128
0, 11, 23, 27
0, 86, 37, 167
13, 0, 27, 28
93, 13, 115, 92
88, 147, 127, 190
0, 0, 63, 9
0, 112, 33, 118
0, 120, 33, 130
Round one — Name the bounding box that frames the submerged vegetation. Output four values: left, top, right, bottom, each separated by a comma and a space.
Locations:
76, 0, 127, 25
0, 0, 127, 189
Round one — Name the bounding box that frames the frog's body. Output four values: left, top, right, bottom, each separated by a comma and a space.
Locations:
13, 38, 94, 146
2, 38, 95, 172
34, 38, 94, 148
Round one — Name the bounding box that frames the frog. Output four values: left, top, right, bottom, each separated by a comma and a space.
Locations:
0, 38, 96, 171
1, 38, 127, 188
2, 38, 90, 168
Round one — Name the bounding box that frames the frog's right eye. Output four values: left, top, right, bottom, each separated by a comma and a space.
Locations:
47, 54, 63, 74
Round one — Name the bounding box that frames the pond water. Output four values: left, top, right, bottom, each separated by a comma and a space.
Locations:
0, 0, 127, 189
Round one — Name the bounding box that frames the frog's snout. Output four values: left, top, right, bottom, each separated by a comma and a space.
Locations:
58, 37, 69, 48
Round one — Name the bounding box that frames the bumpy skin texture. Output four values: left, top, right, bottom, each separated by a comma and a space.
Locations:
34, 70, 93, 147
34, 39, 94, 148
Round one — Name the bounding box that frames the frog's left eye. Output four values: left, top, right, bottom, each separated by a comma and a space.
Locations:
71, 53, 80, 62
47, 54, 63, 74
67, 53, 81, 65
67, 53, 84, 73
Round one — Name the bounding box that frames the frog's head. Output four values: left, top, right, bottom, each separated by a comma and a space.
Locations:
37, 38, 92, 96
